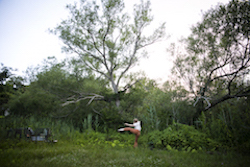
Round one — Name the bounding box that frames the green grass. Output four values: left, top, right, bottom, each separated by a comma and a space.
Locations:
0, 139, 249, 167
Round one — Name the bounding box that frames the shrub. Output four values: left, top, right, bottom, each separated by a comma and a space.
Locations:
73, 131, 133, 148
147, 123, 219, 152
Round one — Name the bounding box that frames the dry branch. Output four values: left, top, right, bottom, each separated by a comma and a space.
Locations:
62, 93, 104, 106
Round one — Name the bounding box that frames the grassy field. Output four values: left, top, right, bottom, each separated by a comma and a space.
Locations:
0, 139, 249, 167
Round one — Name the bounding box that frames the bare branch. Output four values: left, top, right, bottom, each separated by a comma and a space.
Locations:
62, 93, 104, 106
68, 44, 111, 79
193, 96, 211, 109
92, 107, 103, 116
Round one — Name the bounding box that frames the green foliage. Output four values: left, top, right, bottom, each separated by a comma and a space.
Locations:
141, 106, 161, 133
8, 86, 60, 117
94, 115, 99, 132
52, 0, 166, 98
1, 114, 250, 166
3, 2, 250, 163
207, 99, 250, 153
209, 118, 233, 147
139, 87, 172, 130
1, 135, 250, 167
0, 64, 25, 116
7, 57, 110, 121
73, 131, 133, 149
0, 116, 77, 140
166, 0, 250, 152
119, 76, 149, 115
147, 123, 219, 152
171, 0, 250, 115
194, 111, 208, 133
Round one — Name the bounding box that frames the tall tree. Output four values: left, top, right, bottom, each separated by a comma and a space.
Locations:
171, 0, 250, 119
52, 0, 165, 109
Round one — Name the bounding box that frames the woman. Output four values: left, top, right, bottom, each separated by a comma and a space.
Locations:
118, 118, 141, 148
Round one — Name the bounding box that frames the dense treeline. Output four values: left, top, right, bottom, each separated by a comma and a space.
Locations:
1, 0, 250, 154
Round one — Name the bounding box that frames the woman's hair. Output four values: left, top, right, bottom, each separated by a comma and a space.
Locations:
133, 118, 138, 122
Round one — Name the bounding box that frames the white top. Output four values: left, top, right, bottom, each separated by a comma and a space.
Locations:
133, 121, 141, 131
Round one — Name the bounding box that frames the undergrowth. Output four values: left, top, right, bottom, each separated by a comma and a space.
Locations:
147, 123, 221, 152
0, 138, 249, 167
1, 117, 250, 166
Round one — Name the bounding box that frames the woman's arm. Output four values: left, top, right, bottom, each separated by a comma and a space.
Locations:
124, 123, 135, 127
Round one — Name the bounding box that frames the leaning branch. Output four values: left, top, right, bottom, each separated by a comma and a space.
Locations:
193, 96, 211, 109
62, 93, 104, 106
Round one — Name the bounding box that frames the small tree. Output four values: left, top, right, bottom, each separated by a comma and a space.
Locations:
0, 64, 24, 116
52, 0, 165, 109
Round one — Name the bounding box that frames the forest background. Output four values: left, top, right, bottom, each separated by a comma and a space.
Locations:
1, 0, 250, 160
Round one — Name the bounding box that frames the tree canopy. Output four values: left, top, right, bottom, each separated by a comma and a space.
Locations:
171, 0, 250, 118
52, 0, 165, 108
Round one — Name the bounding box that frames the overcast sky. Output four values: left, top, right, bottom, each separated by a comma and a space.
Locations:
0, 0, 230, 84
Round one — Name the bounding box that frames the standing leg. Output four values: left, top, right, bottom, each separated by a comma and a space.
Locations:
118, 127, 140, 148
133, 132, 140, 148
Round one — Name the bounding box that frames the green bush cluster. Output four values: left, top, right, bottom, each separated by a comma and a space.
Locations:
73, 131, 133, 148
147, 123, 219, 152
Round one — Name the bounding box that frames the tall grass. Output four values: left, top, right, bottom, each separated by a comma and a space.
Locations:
141, 106, 160, 134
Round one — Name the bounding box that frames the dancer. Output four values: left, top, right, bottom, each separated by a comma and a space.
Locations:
118, 118, 141, 148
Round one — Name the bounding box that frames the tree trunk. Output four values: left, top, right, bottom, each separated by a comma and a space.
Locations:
110, 79, 121, 112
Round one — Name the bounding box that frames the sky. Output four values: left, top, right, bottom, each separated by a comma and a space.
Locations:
0, 0, 230, 84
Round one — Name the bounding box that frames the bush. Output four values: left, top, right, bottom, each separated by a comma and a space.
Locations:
73, 131, 133, 148
147, 123, 219, 152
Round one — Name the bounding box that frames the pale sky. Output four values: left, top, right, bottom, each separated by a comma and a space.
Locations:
0, 0, 230, 84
